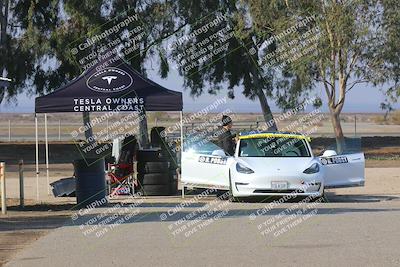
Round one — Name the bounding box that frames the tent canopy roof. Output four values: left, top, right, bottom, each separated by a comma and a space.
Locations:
35, 56, 182, 113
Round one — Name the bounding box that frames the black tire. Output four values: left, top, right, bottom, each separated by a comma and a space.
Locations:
138, 161, 169, 174
141, 173, 170, 185
170, 180, 178, 195
168, 159, 178, 170
150, 127, 166, 147
320, 188, 328, 203
137, 150, 167, 162
141, 184, 171, 196
169, 168, 177, 177
158, 150, 177, 169
169, 170, 178, 195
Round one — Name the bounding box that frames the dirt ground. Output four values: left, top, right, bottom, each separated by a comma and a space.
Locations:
0, 199, 73, 267
1, 166, 400, 266
365, 159, 400, 168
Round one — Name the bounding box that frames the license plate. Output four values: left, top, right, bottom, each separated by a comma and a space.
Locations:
271, 181, 288, 190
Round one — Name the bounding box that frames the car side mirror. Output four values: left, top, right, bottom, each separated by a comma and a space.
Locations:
322, 150, 337, 157
212, 149, 227, 157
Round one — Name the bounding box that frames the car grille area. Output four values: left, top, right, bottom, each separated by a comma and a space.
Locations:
253, 189, 305, 194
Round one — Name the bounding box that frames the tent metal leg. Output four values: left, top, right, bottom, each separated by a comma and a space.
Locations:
180, 111, 183, 152
180, 111, 184, 199
45, 114, 50, 195
35, 114, 39, 200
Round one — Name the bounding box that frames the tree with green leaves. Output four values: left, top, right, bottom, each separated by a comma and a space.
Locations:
0, 0, 320, 136
248, 0, 400, 152
0, 0, 181, 145
2, 0, 399, 150
47, 0, 189, 145
0, 0, 59, 103
160, 1, 276, 131
159, 0, 325, 131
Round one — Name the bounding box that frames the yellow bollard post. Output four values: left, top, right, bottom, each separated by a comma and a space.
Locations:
0, 162, 6, 215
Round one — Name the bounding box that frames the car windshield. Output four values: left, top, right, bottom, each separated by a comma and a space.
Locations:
239, 136, 311, 157
183, 135, 223, 155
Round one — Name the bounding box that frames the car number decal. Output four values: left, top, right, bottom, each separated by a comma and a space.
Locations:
320, 156, 348, 165
198, 156, 227, 165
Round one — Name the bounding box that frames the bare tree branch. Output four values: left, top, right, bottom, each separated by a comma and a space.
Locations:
318, 58, 334, 106
346, 50, 360, 81
314, 77, 334, 88
345, 79, 369, 93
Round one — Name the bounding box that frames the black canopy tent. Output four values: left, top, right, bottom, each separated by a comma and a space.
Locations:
34, 56, 183, 199
35, 56, 182, 112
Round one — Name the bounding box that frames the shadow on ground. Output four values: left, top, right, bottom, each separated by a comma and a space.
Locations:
324, 193, 399, 203
1, 192, 398, 232
66, 205, 400, 227
0, 214, 71, 232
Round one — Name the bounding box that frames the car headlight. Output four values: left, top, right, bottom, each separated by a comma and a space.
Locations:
236, 163, 254, 174
303, 163, 320, 174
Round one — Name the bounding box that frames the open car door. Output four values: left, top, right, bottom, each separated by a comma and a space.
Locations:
181, 138, 231, 189
320, 153, 365, 188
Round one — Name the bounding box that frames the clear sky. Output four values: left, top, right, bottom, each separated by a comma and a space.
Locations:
0, 67, 397, 113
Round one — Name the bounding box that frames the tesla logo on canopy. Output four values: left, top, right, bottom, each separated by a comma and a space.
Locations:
87, 67, 133, 93
102, 76, 117, 84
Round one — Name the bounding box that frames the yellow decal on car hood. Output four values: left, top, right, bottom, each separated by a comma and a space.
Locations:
239, 133, 311, 142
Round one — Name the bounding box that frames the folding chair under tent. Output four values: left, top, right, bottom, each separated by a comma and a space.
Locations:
34, 56, 183, 199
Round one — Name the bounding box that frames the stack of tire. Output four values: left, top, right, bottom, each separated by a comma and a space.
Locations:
137, 127, 178, 196
137, 150, 176, 196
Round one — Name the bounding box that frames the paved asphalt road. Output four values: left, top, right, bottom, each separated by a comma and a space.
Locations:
5, 192, 400, 267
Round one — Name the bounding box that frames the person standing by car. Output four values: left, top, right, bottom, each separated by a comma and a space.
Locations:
217, 115, 236, 156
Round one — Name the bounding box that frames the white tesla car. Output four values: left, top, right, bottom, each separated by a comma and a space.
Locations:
182, 132, 365, 198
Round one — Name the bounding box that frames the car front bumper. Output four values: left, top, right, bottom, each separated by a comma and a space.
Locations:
231, 174, 324, 197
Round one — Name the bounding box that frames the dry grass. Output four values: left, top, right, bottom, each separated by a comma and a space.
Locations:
366, 159, 400, 168
373, 110, 400, 125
